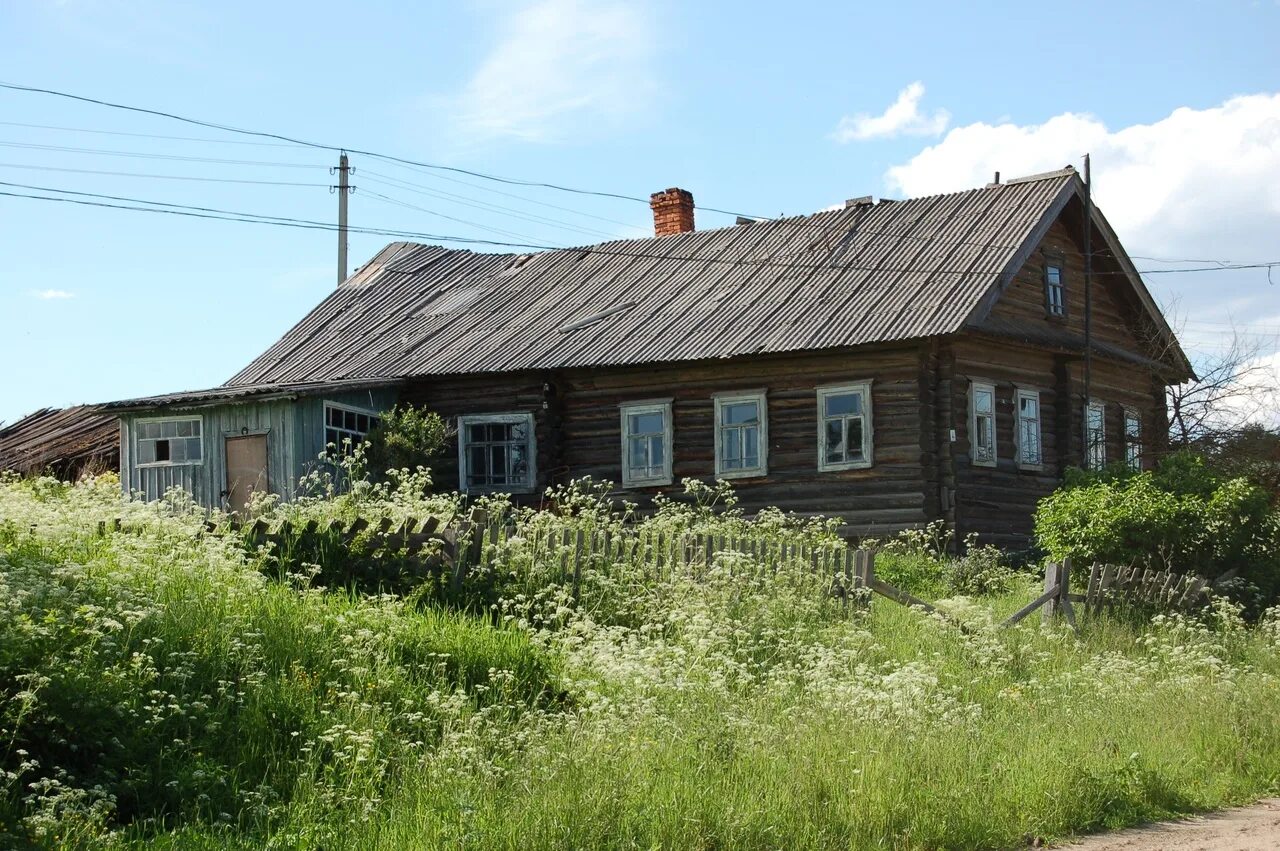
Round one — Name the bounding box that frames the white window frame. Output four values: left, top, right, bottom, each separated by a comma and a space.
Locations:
619, 399, 673, 488
1085, 399, 1107, 471
457, 412, 537, 494
135, 415, 204, 468
1014, 387, 1044, 470
816, 381, 874, 472
323, 401, 381, 454
1124, 408, 1142, 471
713, 390, 768, 480
969, 380, 997, 468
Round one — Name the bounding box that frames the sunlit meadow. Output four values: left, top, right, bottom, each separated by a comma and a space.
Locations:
1, 473, 1278, 849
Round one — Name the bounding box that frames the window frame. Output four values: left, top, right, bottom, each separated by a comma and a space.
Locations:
1013, 386, 1044, 471
1085, 399, 1107, 471
1043, 259, 1066, 319
968, 380, 997, 468
619, 398, 674, 488
322, 401, 381, 456
1124, 407, 1142, 471
134, 414, 204, 468
816, 381, 874, 472
456, 412, 537, 494
712, 390, 768, 480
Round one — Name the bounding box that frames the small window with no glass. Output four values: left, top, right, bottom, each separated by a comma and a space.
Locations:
324, 403, 381, 456
136, 416, 203, 466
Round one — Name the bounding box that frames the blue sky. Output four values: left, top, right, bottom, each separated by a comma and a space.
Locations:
4, 0, 1279, 425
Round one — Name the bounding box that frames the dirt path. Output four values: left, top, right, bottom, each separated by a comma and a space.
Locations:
1056, 799, 1280, 850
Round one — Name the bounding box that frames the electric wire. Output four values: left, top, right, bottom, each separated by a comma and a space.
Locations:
0, 161, 329, 187
4, 181, 1276, 279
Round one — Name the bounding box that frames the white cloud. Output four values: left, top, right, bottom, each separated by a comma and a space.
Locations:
885, 94, 1280, 261
832, 82, 950, 142
32, 289, 74, 300
444, 0, 655, 143
883, 93, 1280, 368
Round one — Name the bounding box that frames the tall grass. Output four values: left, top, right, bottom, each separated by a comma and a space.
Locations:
1, 474, 1278, 849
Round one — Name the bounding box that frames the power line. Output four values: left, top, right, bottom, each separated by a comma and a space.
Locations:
0, 139, 323, 168
0, 161, 328, 187
4, 180, 1273, 281
0, 119, 309, 148
0, 79, 773, 217
361, 170, 620, 240
359, 189, 557, 244
369, 162, 649, 231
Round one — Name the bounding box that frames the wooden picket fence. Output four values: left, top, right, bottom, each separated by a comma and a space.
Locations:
1004, 557, 1212, 631
94, 511, 1211, 628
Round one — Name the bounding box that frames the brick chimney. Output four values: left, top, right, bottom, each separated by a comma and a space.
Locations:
649, 187, 695, 236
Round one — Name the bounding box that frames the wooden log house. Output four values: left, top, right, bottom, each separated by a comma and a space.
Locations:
102, 168, 1191, 547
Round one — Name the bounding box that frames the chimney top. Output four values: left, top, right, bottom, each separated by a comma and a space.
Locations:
650, 187, 695, 237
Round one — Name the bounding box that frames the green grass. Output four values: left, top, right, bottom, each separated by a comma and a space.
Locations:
1, 474, 1279, 849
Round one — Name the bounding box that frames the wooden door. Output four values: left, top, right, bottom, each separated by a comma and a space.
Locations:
225, 434, 268, 513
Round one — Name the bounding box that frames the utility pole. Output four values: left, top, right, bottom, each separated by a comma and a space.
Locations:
1083, 154, 1093, 411
331, 152, 355, 284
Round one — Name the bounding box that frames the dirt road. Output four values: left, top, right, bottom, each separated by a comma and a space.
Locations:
1057, 799, 1280, 850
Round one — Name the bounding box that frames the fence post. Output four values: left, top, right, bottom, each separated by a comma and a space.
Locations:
863, 550, 875, 612
1041, 561, 1060, 624
572, 529, 585, 601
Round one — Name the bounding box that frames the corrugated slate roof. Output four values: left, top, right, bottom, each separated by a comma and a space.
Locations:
0, 406, 119, 476
99, 377, 402, 412
230, 171, 1082, 385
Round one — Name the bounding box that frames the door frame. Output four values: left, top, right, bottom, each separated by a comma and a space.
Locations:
222, 429, 271, 512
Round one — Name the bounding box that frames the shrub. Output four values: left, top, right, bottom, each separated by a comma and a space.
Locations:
363, 405, 451, 478
1035, 452, 1280, 609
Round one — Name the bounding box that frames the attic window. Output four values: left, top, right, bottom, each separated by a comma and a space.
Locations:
1044, 262, 1066, 317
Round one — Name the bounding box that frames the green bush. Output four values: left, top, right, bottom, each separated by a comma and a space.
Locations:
363, 405, 450, 478
1035, 452, 1280, 608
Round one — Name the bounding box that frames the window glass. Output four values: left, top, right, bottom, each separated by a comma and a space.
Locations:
1017, 391, 1042, 465
1086, 402, 1107, 471
136, 417, 202, 466
460, 414, 535, 490
324, 404, 381, 456
715, 393, 766, 477
818, 385, 871, 471
620, 402, 671, 486
971, 384, 996, 465
1125, 411, 1142, 471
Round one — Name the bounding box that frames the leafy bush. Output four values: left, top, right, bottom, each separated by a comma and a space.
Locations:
872, 521, 1020, 599
362, 405, 451, 478
1036, 452, 1280, 609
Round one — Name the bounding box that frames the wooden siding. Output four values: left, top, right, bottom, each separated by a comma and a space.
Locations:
120, 388, 400, 509
122, 400, 296, 507
400, 346, 930, 539
988, 219, 1147, 354
947, 335, 1165, 548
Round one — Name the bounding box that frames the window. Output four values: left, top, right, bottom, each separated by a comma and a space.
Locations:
817, 382, 873, 471
1124, 409, 1142, 471
1045, 263, 1065, 317
1085, 400, 1106, 471
713, 391, 767, 479
620, 400, 673, 487
457, 413, 535, 492
136, 416, 202, 466
1015, 389, 1042, 468
324, 403, 381, 455
969, 381, 996, 467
